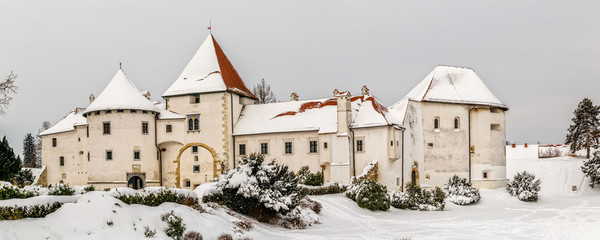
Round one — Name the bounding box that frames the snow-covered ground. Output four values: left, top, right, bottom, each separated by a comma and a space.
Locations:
1, 157, 599, 239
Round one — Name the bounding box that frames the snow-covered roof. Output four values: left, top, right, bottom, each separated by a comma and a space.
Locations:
83, 70, 159, 115
155, 103, 185, 120
234, 94, 399, 135
162, 34, 257, 99
39, 108, 87, 136
388, 97, 410, 125
405, 66, 507, 109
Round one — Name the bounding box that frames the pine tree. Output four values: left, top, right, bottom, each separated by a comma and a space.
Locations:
23, 133, 36, 168
0, 136, 22, 181
565, 98, 600, 158
35, 121, 51, 168
251, 78, 276, 104
582, 151, 600, 188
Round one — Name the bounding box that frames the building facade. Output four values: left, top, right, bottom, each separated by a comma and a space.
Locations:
40, 34, 508, 191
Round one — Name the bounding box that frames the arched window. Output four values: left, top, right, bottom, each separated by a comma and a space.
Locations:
434, 117, 440, 131
454, 117, 460, 130
194, 118, 199, 130
188, 118, 193, 131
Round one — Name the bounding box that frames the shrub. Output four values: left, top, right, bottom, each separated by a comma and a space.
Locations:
144, 226, 156, 238
444, 175, 480, 205
235, 218, 253, 231
162, 211, 186, 240
0, 202, 63, 220
217, 233, 233, 240
48, 183, 75, 196
0, 185, 35, 200
83, 185, 95, 193
297, 166, 324, 186
345, 180, 390, 211
507, 171, 541, 202
204, 154, 301, 223
582, 151, 600, 188
299, 182, 347, 196
183, 231, 203, 240
299, 197, 322, 214
12, 169, 34, 187
115, 188, 197, 207
390, 182, 445, 211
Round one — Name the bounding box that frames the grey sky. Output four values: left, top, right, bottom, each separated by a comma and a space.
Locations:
1, 0, 599, 156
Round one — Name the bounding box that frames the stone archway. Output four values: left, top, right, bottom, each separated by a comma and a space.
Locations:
127, 172, 146, 190
175, 143, 219, 188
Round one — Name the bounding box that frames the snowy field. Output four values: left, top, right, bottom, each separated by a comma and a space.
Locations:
1, 157, 599, 239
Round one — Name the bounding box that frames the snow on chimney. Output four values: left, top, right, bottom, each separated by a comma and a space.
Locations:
290, 92, 299, 101
361, 85, 369, 95
334, 89, 352, 134
89, 94, 95, 104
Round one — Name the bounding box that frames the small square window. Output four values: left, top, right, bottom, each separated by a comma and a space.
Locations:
285, 142, 293, 154
103, 122, 111, 135
106, 150, 113, 160
193, 165, 200, 173
133, 150, 140, 161
239, 144, 246, 155
191, 94, 200, 104
117, 110, 124, 113
52, 138, 57, 147
324, 142, 328, 149
130, 110, 137, 113
357, 140, 364, 152
192, 146, 198, 154
59, 156, 64, 166
261, 143, 269, 155
185, 180, 191, 187
166, 124, 172, 133
142, 122, 149, 134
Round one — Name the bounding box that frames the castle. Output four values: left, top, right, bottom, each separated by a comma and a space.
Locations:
40, 34, 508, 191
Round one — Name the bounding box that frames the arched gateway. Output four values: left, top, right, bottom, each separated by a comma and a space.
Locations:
175, 143, 220, 188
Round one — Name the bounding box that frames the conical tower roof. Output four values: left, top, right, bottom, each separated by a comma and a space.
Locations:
83, 69, 158, 115
404, 65, 507, 109
162, 34, 257, 99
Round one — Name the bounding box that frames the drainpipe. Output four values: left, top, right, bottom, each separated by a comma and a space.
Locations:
401, 126, 405, 192
349, 128, 356, 177
468, 106, 476, 183
154, 114, 163, 186
230, 93, 236, 169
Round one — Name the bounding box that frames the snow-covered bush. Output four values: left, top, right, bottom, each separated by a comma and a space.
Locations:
23, 184, 48, 196
0, 185, 35, 200
162, 211, 186, 240
0, 202, 63, 220
507, 171, 541, 202
217, 233, 233, 240
279, 197, 322, 229
12, 169, 34, 187
144, 226, 156, 238
48, 183, 75, 196
183, 231, 203, 240
204, 154, 301, 223
582, 151, 600, 188
115, 188, 197, 207
390, 182, 445, 211
297, 166, 324, 186
346, 180, 390, 211
299, 182, 347, 195
444, 175, 480, 205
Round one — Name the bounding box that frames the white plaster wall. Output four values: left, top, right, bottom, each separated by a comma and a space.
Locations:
41, 125, 88, 186
506, 144, 539, 160
403, 100, 425, 189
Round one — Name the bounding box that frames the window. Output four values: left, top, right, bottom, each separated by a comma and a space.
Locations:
190, 94, 200, 104
103, 122, 111, 135
52, 138, 57, 147
239, 144, 246, 155
187, 115, 199, 131
86, 126, 89, 137
105, 110, 111, 114
142, 110, 148, 114
94, 111, 100, 115
194, 156, 198, 161
185, 180, 191, 187
483, 172, 488, 179
285, 142, 293, 154
106, 150, 113, 160
192, 146, 198, 154
390, 141, 393, 146
130, 110, 137, 113
166, 124, 172, 133
142, 122, 149, 134
193, 165, 200, 173
434, 117, 440, 131
491, 124, 501, 131
133, 150, 140, 161
427, 143, 434, 147
87, 152, 90, 162
59, 156, 64, 166
454, 117, 460, 130
324, 142, 328, 149
357, 140, 364, 152
261, 143, 269, 155
117, 110, 124, 113
309, 141, 318, 153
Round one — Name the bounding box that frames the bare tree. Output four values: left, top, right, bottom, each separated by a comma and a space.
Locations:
35, 121, 52, 168
0, 71, 18, 115
251, 78, 276, 104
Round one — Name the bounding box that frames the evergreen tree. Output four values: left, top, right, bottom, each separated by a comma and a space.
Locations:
0, 136, 22, 181
23, 133, 36, 168
565, 98, 600, 158
582, 151, 600, 188
251, 78, 276, 104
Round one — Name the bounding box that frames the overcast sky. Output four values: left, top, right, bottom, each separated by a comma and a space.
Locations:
1, 0, 599, 156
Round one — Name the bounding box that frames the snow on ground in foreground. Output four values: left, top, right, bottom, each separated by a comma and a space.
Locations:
1, 157, 599, 239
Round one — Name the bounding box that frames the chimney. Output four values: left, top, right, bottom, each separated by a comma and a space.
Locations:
89, 94, 95, 104
334, 89, 352, 134
142, 91, 151, 100
290, 92, 299, 101
361, 85, 369, 95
